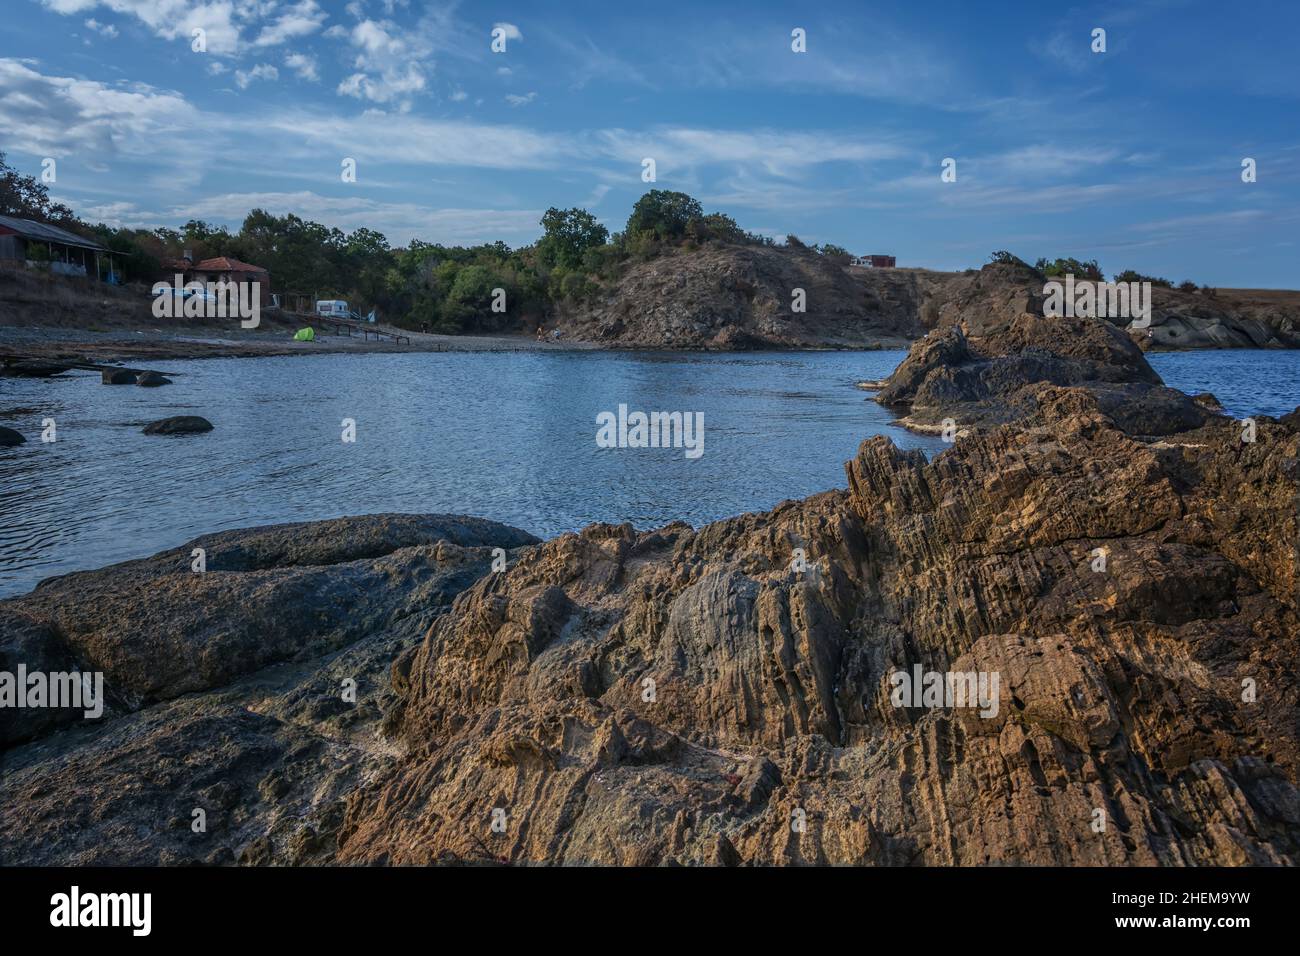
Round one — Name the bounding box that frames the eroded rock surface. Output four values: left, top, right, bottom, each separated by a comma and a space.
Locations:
0, 514, 538, 865
875, 292, 1213, 436
2, 335, 1297, 866
556, 253, 1300, 352
323, 398, 1298, 865
554, 244, 944, 349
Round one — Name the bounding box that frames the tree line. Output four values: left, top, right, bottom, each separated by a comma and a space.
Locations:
3, 152, 859, 332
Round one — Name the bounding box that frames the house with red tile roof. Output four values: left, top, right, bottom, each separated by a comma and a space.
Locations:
159, 252, 271, 305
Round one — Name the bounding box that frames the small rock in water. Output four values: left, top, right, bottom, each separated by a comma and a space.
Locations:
0, 425, 26, 446
102, 369, 137, 385
135, 371, 172, 387
142, 415, 213, 435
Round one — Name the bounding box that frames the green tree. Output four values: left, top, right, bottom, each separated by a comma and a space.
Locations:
440, 264, 498, 332
625, 190, 703, 241
686, 212, 744, 244
817, 243, 851, 265
0, 151, 78, 226
537, 207, 609, 270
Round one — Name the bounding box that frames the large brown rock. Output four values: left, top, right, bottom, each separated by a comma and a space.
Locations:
6, 514, 538, 708
0, 513, 540, 865
554, 244, 948, 349
321, 403, 1298, 866
877, 286, 1213, 437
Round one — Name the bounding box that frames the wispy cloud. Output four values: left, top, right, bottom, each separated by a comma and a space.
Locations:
83, 17, 117, 38
284, 51, 319, 82
84, 190, 545, 246
235, 64, 279, 90
254, 0, 327, 47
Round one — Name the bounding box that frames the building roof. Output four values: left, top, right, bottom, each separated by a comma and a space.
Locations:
0, 214, 106, 251
194, 256, 268, 274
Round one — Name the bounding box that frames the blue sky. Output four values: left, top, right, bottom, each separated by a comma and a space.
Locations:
2, 0, 1298, 286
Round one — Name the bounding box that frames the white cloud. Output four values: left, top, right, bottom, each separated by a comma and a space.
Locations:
582, 183, 610, 207
449, 88, 467, 102
993, 145, 1123, 177
0, 57, 191, 157
93, 190, 546, 246
0, 60, 929, 187
83, 17, 118, 37
336, 18, 427, 104
254, 0, 327, 47
285, 51, 319, 81
493, 22, 522, 42
505, 91, 536, 107
235, 63, 279, 89
41, 1, 243, 55
595, 127, 906, 176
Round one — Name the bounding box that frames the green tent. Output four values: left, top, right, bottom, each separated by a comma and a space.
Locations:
293, 327, 315, 342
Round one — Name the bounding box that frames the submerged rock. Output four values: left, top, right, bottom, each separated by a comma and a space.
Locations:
142, 415, 213, 435
102, 368, 136, 384
0, 426, 25, 447
1, 361, 69, 378
135, 371, 171, 387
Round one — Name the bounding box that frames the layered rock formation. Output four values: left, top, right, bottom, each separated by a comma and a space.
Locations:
2, 320, 1297, 866
1142, 285, 1300, 350
554, 253, 1299, 352
873, 289, 1214, 436
917, 261, 1300, 351
554, 244, 952, 349
327, 401, 1297, 865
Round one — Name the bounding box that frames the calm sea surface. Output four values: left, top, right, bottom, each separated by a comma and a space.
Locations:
0, 348, 1295, 597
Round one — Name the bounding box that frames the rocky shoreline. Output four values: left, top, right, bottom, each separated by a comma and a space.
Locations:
1, 300, 1297, 866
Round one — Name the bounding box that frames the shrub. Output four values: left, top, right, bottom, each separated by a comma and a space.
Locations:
1034, 257, 1103, 280
989, 250, 1032, 269
1113, 270, 1172, 288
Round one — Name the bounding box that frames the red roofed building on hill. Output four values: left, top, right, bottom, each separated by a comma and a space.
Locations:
159, 252, 271, 305
192, 256, 270, 305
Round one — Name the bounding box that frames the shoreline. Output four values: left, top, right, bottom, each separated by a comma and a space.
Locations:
6, 324, 1295, 367
0, 323, 598, 365
0, 324, 920, 366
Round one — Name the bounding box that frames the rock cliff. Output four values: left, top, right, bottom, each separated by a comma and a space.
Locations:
918, 261, 1300, 351
553, 252, 1300, 352
553, 244, 954, 349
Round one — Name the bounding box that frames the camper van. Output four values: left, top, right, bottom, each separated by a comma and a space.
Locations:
315, 300, 350, 319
